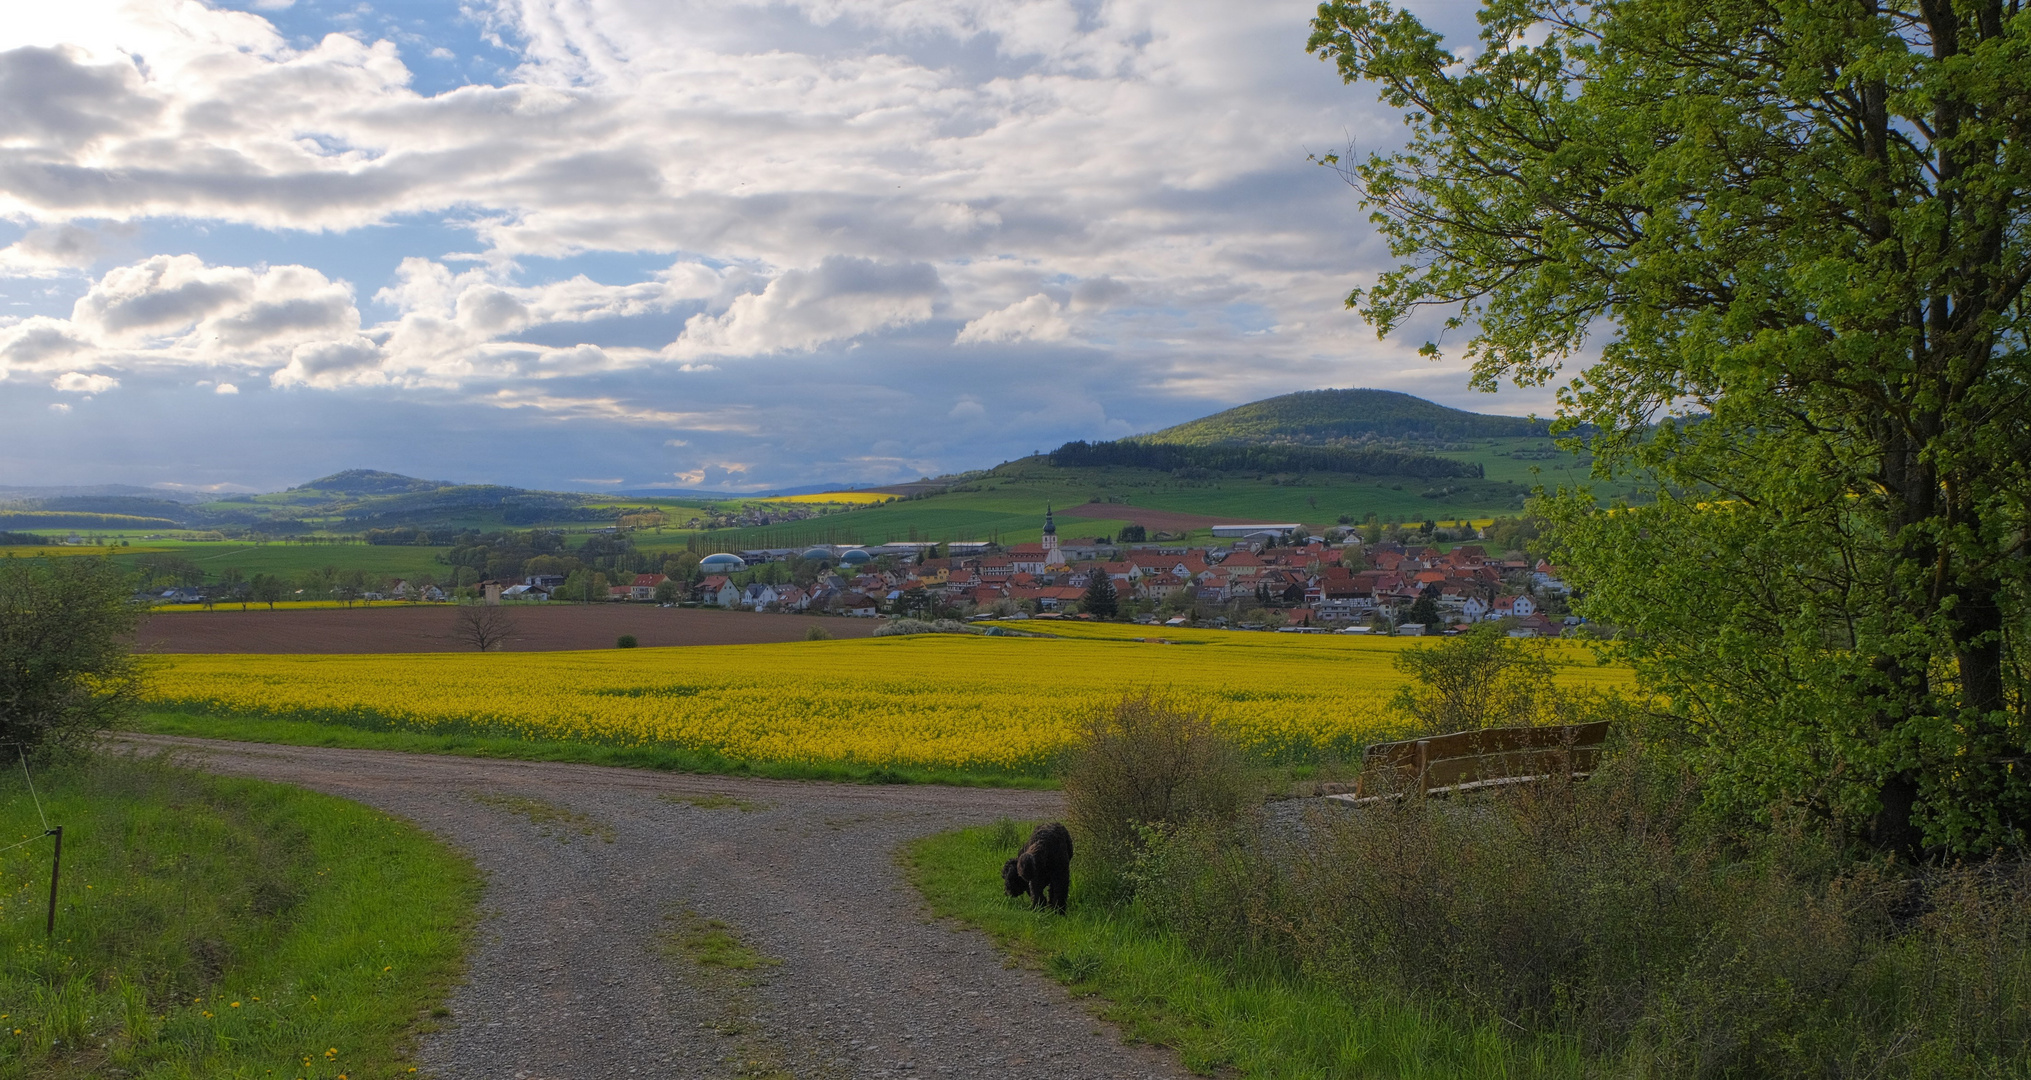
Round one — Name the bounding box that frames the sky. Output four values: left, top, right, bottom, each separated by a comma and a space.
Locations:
0, 0, 1531, 494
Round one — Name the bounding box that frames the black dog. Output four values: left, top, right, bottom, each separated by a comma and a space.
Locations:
1001, 822, 1073, 913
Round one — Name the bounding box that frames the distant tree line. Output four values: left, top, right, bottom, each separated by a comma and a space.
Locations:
1048, 439, 1483, 479
0, 511, 182, 530
364, 526, 465, 546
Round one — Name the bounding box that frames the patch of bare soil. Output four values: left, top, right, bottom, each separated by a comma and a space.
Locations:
137, 604, 877, 654
118, 735, 1189, 1080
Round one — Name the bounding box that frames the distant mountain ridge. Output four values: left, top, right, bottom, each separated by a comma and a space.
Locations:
0, 484, 216, 504
1142, 388, 1547, 444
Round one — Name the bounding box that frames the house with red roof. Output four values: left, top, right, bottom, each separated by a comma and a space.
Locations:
629, 573, 669, 601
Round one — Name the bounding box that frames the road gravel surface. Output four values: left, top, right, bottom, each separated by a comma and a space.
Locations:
119, 735, 1186, 1080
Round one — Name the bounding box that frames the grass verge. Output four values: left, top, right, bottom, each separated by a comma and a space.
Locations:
0, 752, 479, 1079
902, 822, 1589, 1080
129, 712, 1058, 790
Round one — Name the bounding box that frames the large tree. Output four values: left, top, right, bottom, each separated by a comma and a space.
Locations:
0, 556, 143, 754
1311, 0, 2031, 853
1082, 571, 1121, 619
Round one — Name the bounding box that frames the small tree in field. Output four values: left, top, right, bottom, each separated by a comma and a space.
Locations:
250, 573, 286, 610
452, 604, 516, 652
0, 556, 142, 754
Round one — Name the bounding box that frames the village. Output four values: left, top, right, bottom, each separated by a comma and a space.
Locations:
474, 509, 1577, 637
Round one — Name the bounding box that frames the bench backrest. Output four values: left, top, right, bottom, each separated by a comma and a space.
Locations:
1354, 720, 1612, 798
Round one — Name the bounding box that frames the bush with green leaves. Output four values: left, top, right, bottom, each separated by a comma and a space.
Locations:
872, 618, 978, 637
0, 556, 141, 755
1061, 693, 1249, 883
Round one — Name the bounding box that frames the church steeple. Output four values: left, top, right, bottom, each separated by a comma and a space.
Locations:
1041, 504, 1064, 565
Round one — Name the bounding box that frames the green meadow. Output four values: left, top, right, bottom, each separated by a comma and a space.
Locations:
104, 540, 458, 582
631, 452, 1580, 551
0, 754, 477, 1079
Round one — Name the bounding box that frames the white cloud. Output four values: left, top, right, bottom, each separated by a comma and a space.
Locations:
673, 257, 942, 357
0, 254, 378, 387
0, 317, 89, 376
0, 223, 113, 274
272, 336, 388, 388
672, 462, 753, 488
956, 293, 1069, 345
68, 255, 361, 355
73, 255, 255, 340
214, 381, 239, 394
51, 370, 116, 393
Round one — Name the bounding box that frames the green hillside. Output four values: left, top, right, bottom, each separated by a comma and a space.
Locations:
630, 456, 1539, 553
1144, 388, 1547, 444
18, 390, 1622, 558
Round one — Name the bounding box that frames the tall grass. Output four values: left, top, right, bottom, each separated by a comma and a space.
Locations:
905, 822, 1592, 1079
919, 693, 2031, 1079
1126, 750, 2031, 1079
0, 753, 479, 1079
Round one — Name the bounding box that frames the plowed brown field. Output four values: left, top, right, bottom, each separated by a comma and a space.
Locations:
137, 604, 877, 654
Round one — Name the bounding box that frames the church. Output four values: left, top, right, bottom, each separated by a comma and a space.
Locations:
1006, 506, 1070, 574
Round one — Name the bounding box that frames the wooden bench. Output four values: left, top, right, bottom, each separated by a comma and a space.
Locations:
1326, 721, 1612, 805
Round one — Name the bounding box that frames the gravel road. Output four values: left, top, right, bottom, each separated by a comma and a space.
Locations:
120, 735, 1188, 1080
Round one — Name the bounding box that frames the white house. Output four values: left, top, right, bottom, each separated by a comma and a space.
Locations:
1532, 560, 1571, 593
697, 575, 740, 608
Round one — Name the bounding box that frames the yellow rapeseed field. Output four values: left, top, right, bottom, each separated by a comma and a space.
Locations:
759, 491, 894, 505
145, 632, 1631, 776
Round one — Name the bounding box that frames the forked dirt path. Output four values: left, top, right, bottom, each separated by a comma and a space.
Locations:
118, 735, 1187, 1080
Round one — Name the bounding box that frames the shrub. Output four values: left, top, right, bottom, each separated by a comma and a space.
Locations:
1387, 624, 1559, 733
1129, 731, 2031, 1079
804, 624, 833, 641
873, 618, 978, 637
0, 555, 141, 754
1061, 692, 1249, 881
616, 635, 638, 648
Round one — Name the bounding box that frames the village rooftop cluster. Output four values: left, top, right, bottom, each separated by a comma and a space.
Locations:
475, 509, 1576, 637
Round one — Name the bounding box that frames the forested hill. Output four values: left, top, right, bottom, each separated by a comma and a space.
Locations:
1048, 440, 1481, 479
290, 470, 455, 496
1142, 388, 1547, 444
